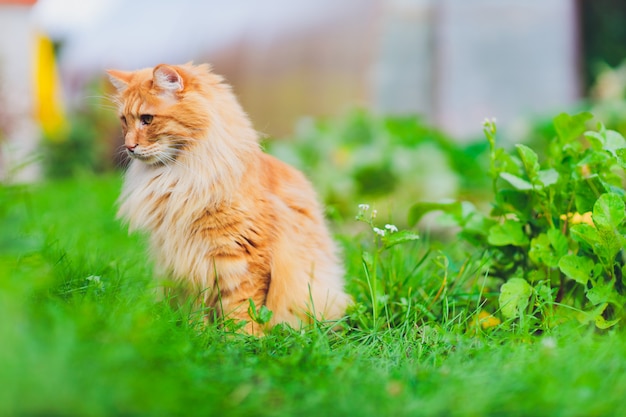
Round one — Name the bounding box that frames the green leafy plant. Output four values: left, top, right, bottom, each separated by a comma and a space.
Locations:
347, 203, 489, 333
41, 81, 120, 178
265, 110, 488, 223
248, 298, 274, 326
351, 204, 421, 331
411, 113, 626, 329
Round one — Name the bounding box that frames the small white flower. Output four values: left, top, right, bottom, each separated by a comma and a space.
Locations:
385, 224, 398, 233
358, 204, 370, 211
372, 209, 378, 219
482, 117, 497, 126
86, 275, 105, 291
86, 275, 101, 284
541, 337, 557, 350
372, 227, 386, 237
482, 118, 497, 135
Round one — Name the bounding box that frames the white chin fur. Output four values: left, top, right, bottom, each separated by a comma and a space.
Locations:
131, 145, 175, 165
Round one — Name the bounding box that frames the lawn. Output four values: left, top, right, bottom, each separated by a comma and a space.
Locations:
2, 171, 626, 417
4, 107, 626, 417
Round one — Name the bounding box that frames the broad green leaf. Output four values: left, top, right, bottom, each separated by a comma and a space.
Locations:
574, 176, 607, 214
573, 219, 625, 266
553, 112, 593, 145
256, 305, 273, 324
593, 263, 604, 277
530, 229, 568, 268
408, 201, 462, 227
516, 144, 540, 180
459, 211, 495, 245
569, 223, 624, 273
499, 172, 533, 191
597, 228, 626, 265
527, 269, 548, 283
493, 149, 522, 176
558, 254, 594, 286
529, 234, 557, 268
604, 129, 626, 153
586, 280, 625, 307
499, 278, 533, 319
584, 131, 604, 150
247, 299, 273, 325
592, 193, 625, 230
585, 126, 626, 155
494, 190, 531, 218
578, 149, 612, 168
535, 282, 555, 304
573, 203, 625, 268
616, 148, 626, 168
537, 169, 559, 187
594, 191, 626, 259
547, 228, 569, 257
570, 223, 600, 247
487, 220, 529, 246
382, 230, 420, 249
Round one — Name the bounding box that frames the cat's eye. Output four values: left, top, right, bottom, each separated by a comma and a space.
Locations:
120, 115, 127, 126
140, 114, 154, 125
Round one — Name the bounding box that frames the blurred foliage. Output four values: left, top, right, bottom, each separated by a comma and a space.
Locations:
265, 110, 489, 224
42, 112, 103, 177
519, 60, 626, 162
41, 80, 120, 178
580, 0, 626, 90
586, 61, 626, 139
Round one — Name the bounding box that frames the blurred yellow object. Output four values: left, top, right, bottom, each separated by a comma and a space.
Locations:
33, 32, 68, 142
471, 310, 501, 330
559, 212, 594, 226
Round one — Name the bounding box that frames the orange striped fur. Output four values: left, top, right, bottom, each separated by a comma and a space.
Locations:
107, 63, 350, 333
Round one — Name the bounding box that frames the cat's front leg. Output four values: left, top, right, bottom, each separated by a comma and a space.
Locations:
213, 270, 272, 335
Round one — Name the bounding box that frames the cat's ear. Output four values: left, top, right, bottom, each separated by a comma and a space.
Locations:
106, 69, 132, 93
153, 65, 184, 94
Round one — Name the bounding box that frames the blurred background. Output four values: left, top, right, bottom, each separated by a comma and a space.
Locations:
1, 0, 626, 217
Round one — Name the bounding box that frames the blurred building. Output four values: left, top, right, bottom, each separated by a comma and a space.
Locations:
1, 0, 580, 179
0, 0, 39, 182
430, 0, 579, 139
38, 0, 579, 139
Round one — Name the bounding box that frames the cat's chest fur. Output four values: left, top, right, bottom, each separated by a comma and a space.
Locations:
117, 160, 262, 291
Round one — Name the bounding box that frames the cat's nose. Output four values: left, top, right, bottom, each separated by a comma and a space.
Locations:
126, 144, 138, 153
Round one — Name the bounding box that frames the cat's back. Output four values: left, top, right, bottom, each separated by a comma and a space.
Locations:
256, 152, 325, 222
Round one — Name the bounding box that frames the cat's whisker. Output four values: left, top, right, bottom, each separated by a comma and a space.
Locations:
87, 94, 115, 103
115, 144, 129, 154
149, 147, 188, 170
77, 94, 123, 112
98, 104, 121, 112
155, 152, 177, 167
102, 94, 123, 109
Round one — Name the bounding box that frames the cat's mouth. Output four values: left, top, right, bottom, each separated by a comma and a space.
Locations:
127, 149, 160, 165
128, 147, 177, 167
127, 148, 145, 159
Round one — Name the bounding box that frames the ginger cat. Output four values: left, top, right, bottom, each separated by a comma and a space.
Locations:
107, 63, 350, 334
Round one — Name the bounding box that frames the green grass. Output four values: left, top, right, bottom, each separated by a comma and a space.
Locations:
2, 174, 626, 416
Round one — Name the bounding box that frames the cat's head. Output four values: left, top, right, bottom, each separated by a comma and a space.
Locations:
107, 63, 218, 166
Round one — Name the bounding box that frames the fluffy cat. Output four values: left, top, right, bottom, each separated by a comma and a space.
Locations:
107, 63, 350, 334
